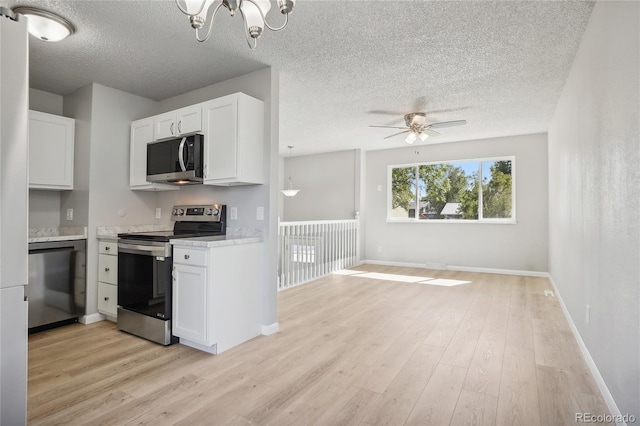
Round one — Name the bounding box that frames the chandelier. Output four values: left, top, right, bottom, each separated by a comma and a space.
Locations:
175, 0, 295, 50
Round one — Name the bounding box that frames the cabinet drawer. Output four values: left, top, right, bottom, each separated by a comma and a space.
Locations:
99, 241, 118, 255
173, 247, 207, 267
97, 282, 117, 317
98, 254, 118, 284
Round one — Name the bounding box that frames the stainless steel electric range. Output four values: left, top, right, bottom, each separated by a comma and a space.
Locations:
117, 204, 226, 345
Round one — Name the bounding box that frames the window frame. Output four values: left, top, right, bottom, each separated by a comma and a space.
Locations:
386, 156, 516, 224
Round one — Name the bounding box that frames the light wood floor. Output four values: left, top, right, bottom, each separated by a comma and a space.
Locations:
28, 264, 611, 425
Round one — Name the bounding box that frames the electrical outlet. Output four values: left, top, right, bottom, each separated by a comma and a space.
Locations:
586, 305, 590, 324
377, 184, 382, 192
155, 208, 161, 219
230, 207, 238, 220
377, 245, 383, 253
66, 208, 73, 221
256, 206, 264, 221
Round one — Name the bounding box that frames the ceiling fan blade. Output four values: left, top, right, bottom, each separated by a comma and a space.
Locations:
429, 119, 467, 129
367, 110, 407, 115
423, 106, 472, 115
369, 125, 409, 130
383, 130, 410, 139
422, 128, 441, 137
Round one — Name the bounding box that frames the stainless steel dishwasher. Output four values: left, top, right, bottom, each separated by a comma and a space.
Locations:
27, 239, 86, 332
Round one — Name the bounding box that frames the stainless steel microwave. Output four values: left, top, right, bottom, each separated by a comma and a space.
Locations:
146, 134, 203, 184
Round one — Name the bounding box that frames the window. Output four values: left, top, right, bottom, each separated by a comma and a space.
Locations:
389, 157, 514, 222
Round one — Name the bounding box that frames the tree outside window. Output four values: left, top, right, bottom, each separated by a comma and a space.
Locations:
389, 158, 514, 222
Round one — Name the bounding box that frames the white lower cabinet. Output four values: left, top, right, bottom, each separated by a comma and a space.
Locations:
97, 241, 118, 318
172, 262, 208, 345
172, 242, 263, 354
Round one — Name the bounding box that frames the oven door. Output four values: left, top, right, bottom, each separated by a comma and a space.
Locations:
117, 242, 172, 320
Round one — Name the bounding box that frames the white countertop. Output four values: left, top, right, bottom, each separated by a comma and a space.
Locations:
29, 227, 87, 243
96, 224, 173, 239
29, 234, 87, 243
170, 235, 262, 248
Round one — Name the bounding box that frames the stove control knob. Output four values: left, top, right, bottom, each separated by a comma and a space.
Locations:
174, 208, 184, 216
206, 207, 219, 216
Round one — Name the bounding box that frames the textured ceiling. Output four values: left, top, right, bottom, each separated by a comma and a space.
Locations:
1, 0, 594, 156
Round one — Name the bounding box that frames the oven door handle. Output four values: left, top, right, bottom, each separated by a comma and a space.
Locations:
118, 243, 170, 258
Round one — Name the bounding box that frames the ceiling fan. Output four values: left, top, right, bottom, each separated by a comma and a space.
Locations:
370, 113, 467, 144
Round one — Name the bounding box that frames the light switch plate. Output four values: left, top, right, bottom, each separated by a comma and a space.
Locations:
66, 208, 73, 221
230, 207, 238, 220
257, 206, 264, 221
155, 208, 161, 219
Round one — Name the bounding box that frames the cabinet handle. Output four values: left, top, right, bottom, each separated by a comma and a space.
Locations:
105, 267, 110, 272
105, 246, 110, 251
184, 254, 190, 260
170, 122, 174, 135
178, 120, 182, 133
104, 297, 109, 301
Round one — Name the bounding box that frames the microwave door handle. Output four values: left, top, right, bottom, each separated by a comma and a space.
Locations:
186, 139, 193, 167
178, 137, 187, 172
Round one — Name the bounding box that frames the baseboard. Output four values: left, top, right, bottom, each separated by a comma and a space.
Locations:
548, 275, 625, 425
79, 313, 105, 325
447, 264, 549, 278
363, 259, 430, 269
362, 259, 549, 277
179, 339, 217, 355
261, 322, 279, 336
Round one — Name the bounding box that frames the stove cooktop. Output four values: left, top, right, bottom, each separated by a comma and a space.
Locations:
118, 204, 227, 242
118, 230, 224, 242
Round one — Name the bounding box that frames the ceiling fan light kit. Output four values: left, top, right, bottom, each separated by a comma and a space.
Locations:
370, 111, 467, 145
176, 0, 296, 50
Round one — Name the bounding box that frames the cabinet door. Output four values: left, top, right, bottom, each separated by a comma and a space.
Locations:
97, 282, 117, 317
172, 263, 208, 345
176, 105, 202, 135
29, 110, 75, 190
202, 95, 238, 183
130, 118, 179, 191
130, 118, 153, 187
153, 111, 176, 141
98, 254, 118, 285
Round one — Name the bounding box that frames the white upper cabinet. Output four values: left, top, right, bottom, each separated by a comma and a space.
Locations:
153, 104, 202, 141
202, 93, 264, 186
130, 118, 179, 191
28, 110, 75, 190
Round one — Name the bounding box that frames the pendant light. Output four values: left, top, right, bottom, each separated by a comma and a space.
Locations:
281, 146, 300, 197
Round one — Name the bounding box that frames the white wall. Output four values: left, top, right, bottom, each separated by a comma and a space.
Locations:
28, 89, 65, 228
61, 84, 93, 228
29, 88, 63, 115
364, 133, 549, 272
28, 191, 61, 228
282, 150, 359, 221
62, 83, 159, 315
548, 1, 639, 418
155, 68, 280, 327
